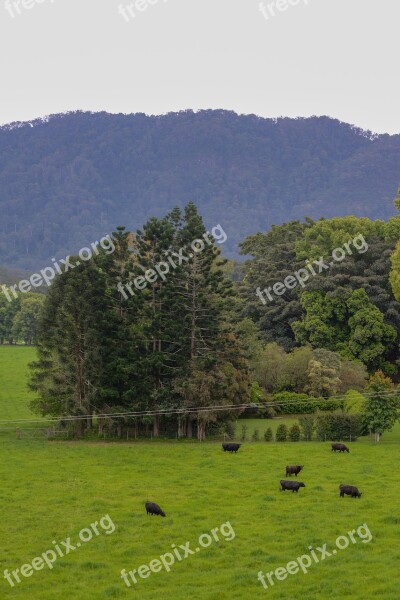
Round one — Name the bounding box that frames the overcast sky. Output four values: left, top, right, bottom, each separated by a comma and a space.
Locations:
0, 0, 399, 133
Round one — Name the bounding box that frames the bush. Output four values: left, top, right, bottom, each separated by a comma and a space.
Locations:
264, 427, 273, 442
299, 415, 315, 441
276, 423, 288, 442
289, 423, 301, 441
315, 413, 365, 441
252, 429, 260, 442
223, 421, 236, 440
273, 391, 343, 414
240, 424, 248, 442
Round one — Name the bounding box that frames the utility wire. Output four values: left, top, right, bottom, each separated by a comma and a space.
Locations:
0, 390, 398, 424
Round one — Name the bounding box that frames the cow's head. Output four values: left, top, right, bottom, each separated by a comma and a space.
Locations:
299, 482, 305, 488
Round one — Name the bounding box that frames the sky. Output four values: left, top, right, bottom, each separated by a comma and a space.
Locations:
0, 0, 399, 134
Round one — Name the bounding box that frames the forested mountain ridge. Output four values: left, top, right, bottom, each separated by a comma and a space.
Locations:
0, 110, 399, 270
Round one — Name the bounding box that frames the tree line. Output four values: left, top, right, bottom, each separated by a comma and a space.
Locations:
29, 203, 250, 439
0, 293, 44, 345
2, 194, 399, 441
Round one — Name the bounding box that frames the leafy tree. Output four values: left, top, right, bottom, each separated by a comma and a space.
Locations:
30, 233, 145, 437
240, 220, 312, 350
11, 294, 45, 345
389, 187, 400, 302
254, 342, 287, 393
170, 203, 250, 439
298, 415, 315, 441
363, 371, 399, 442
264, 427, 273, 441
252, 429, 260, 442
338, 360, 368, 393
276, 423, 288, 442
289, 423, 301, 441
0, 293, 20, 344
343, 390, 367, 414
307, 359, 340, 398
30, 260, 111, 436
281, 346, 313, 392
390, 242, 400, 301
293, 289, 397, 374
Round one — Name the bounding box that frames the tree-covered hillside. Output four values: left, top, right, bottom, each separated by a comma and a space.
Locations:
0, 110, 399, 269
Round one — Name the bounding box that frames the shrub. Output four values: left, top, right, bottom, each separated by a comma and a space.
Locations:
289, 423, 301, 441
315, 413, 365, 441
252, 429, 260, 442
299, 415, 315, 441
276, 423, 288, 442
264, 427, 273, 442
240, 424, 248, 442
273, 391, 343, 414
223, 421, 236, 440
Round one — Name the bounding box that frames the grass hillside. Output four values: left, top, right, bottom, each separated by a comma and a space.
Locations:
1, 345, 399, 599
0, 346, 40, 422
1, 439, 399, 599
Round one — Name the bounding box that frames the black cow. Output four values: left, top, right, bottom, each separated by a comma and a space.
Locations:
145, 501, 166, 517
331, 443, 349, 453
286, 465, 304, 477
222, 443, 241, 453
339, 484, 362, 498
280, 480, 306, 493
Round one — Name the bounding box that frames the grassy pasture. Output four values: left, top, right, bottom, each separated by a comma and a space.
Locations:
1, 438, 399, 599
0, 346, 399, 599
0, 346, 40, 422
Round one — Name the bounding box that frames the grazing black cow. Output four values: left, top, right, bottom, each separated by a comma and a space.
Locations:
339, 484, 362, 498
280, 480, 306, 493
145, 501, 166, 517
286, 465, 304, 477
222, 443, 241, 453
331, 443, 349, 453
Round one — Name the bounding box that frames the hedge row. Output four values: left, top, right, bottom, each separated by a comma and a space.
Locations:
273, 392, 344, 414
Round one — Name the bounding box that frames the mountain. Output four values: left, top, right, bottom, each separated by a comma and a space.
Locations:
0, 110, 399, 270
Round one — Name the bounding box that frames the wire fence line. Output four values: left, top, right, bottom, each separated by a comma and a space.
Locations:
0, 390, 397, 424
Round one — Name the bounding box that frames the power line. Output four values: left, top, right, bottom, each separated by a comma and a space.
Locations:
0, 389, 398, 424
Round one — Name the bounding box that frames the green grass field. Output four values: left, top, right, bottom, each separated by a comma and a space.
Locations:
1, 346, 399, 599
0, 346, 40, 421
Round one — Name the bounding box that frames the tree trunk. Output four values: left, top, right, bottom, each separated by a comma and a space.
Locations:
76, 419, 84, 438
187, 417, 193, 438
197, 420, 206, 441
153, 414, 160, 437
375, 431, 380, 443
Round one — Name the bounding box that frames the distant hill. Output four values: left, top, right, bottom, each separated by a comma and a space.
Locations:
0, 110, 399, 270
0, 265, 28, 285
